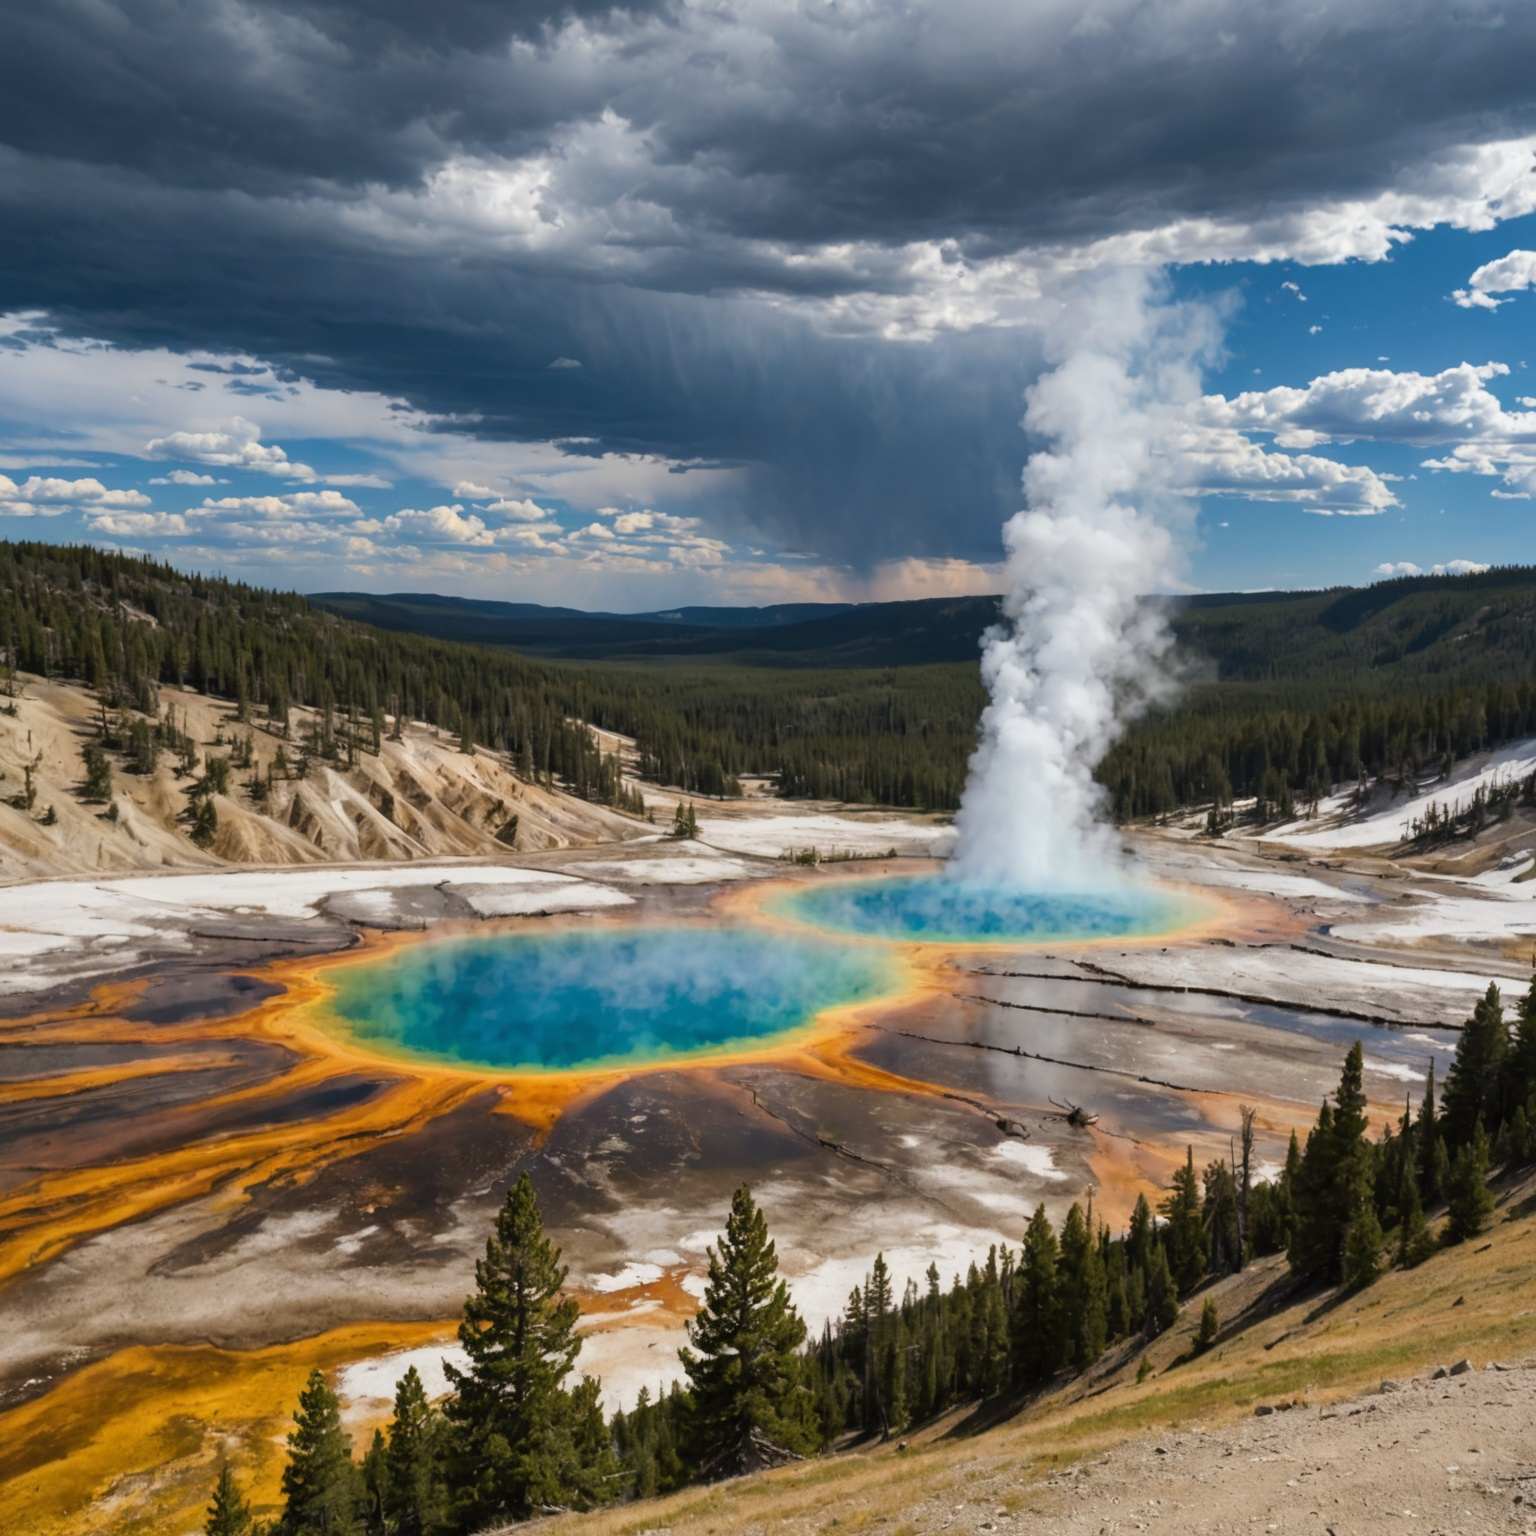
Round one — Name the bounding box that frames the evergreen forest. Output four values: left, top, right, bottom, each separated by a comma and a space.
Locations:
6, 542, 1536, 821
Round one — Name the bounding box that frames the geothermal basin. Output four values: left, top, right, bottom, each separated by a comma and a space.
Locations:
318, 926, 902, 1074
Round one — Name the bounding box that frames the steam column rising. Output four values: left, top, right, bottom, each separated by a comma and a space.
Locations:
949, 269, 1215, 891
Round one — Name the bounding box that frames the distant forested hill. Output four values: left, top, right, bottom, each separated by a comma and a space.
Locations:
4, 543, 1536, 821
311, 590, 987, 666
314, 570, 1536, 683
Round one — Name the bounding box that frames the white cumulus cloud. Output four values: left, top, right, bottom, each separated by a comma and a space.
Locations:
196, 490, 361, 518
145, 416, 317, 481
1373, 559, 1489, 578
1451, 249, 1536, 309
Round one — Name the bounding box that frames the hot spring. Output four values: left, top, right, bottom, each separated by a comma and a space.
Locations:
318, 927, 901, 1074
779, 873, 1203, 945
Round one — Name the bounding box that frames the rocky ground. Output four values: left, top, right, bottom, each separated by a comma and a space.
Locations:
896, 1361, 1536, 1536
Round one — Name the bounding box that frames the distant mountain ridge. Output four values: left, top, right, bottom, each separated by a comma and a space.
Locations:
312, 567, 1536, 679
310, 590, 998, 665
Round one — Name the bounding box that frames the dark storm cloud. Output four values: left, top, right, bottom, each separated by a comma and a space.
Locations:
2, 0, 1534, 564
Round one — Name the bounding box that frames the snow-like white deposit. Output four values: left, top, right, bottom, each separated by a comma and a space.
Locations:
0, 863, 588, 930
1330, 893, 1536, 946
1094, 945, 1492, 1025
339, 1311, 690, 1417
0, 863, 629, 993
1266, 739, 1536, 852
452, 882, 632, 917
1152, 850, 1371, 904
993, 1141, 1071, 1180
586, 1260, 666, 1293
562, 853, 757, 884
697, 813, 952, 859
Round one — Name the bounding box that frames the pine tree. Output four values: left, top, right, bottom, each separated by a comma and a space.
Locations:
204, 1464, 254, 1536
861, 1254, 894, 1434
679, 1185, 814, 1474
1195, 1297, 1218, 1352
1011, 1204, 1061, 1385
1445, 1121, 1496, 1243
384, 1365, 445, 1536
276, 1369, 359, 1536
1144, 1243, 1179, 1336
978, 1262, 1010, 1398
1329, 1044, 1375, 1273
192, 796, 219, 848
1503, 973, 1536, 1126
443, 1173, 585, 1527
1290, 1045, 1376, 1285
82, 739, 112, 800
1395, 1158, 1435, 1268
1058, 1203, 1108, 1368
1443, 984, 1509, 1150
1105, 1244, 1131, 1338
568, 1375, 622, 1506
360, 1431, 387, 1536
884, 1313, 910, 1434
1502, 1103, 1531, 1167
1343, 1199, 1384, 1289
1160, 1147, 1205, 1295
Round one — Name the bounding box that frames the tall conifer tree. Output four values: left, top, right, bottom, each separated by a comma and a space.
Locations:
679, 1185, 815, 1473
1446, 1121, 1496, 1242
1011, 1204, 1061, 1385
1443, 984, 1508, 1149
275, 1370, 359, 1536
204, 1465, 254, 1536
384, 1365, 446, 1536
443, 1173, 586, 1527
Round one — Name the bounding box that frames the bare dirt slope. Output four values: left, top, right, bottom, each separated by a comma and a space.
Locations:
0, 675, 646, 878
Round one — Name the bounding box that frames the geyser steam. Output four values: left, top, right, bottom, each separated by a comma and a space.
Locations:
950, 269, 1216, 890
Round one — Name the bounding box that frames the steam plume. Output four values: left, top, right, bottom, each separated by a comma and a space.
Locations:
949, 269, 1216, 890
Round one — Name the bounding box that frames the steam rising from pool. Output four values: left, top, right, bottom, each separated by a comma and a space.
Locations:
322, 928, 898, 1072
949, 269, 1218, 892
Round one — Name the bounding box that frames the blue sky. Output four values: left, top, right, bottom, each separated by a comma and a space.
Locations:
1178, 212, 1536, 591
2, 1, 1535, 610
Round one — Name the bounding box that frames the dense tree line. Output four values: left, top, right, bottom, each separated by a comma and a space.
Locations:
205, 976, 1535, 1533
7, 542, 1536, 821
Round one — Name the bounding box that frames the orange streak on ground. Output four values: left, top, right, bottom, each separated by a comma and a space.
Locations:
0, 1070, 484, 1285
0, 1321, 456, 1536
0, 1051, 237, 1105
0, 977, 152, 1036
0, 1273, 704, 1536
